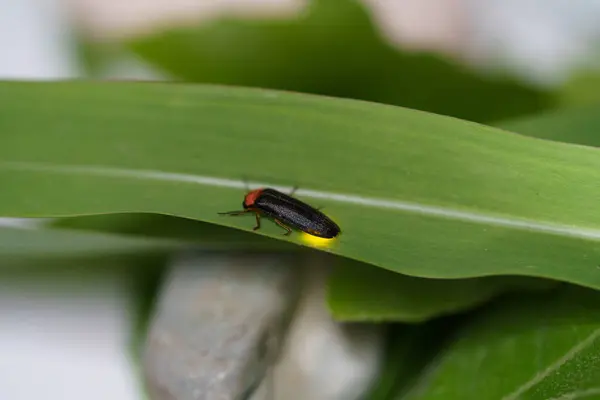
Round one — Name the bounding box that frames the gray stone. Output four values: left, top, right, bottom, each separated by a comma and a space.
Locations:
143, 250, 301, 400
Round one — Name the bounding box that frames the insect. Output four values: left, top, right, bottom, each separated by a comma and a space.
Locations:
219, 187, 341, 239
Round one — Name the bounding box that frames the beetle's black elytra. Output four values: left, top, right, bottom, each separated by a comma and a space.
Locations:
219, 188, 341, 239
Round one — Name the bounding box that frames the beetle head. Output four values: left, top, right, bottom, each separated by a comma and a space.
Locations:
243, 189, 263, 209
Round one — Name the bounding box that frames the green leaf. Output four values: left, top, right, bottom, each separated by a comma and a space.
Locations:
50, 212, 296, 250
125, 0, 554, 123
327, 261, 558, 323
2, 81, 600, 290
558, 70, 600, 107
0, 225, 180, 262
402, 286, 600, 400
367, 320, 464, 400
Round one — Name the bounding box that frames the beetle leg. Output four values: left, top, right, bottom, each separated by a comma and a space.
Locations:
218, 210, 249, 216
253, 213, 261, 231
288, 185, 298, 197
274, 219, 292, 236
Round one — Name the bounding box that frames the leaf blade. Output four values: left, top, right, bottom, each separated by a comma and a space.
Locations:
402, 287, 600, 400
2, 81, 600, 288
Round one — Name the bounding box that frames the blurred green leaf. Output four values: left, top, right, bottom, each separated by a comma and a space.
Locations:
327, 261, 557, 323
2, 82, 600, 292
401, 286, 600, 400
367, 319, 466, 400
0, 225, 180, 263
558, 70, 600, 107
125, 0, 555, 123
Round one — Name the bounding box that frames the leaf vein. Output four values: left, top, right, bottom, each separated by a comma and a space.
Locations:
501, 328, 600, 400
546, 387, 600, 400
5, 161, 600, 241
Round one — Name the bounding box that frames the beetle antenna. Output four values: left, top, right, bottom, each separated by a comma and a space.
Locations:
241, 175, 251, 192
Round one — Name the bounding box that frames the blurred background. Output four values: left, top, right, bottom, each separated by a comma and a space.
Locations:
2, 0, 600, 399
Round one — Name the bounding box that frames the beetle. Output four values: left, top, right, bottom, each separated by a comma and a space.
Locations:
218, 187, 341, 239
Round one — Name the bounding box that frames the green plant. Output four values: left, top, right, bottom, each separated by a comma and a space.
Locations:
4, 0, 600, 397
